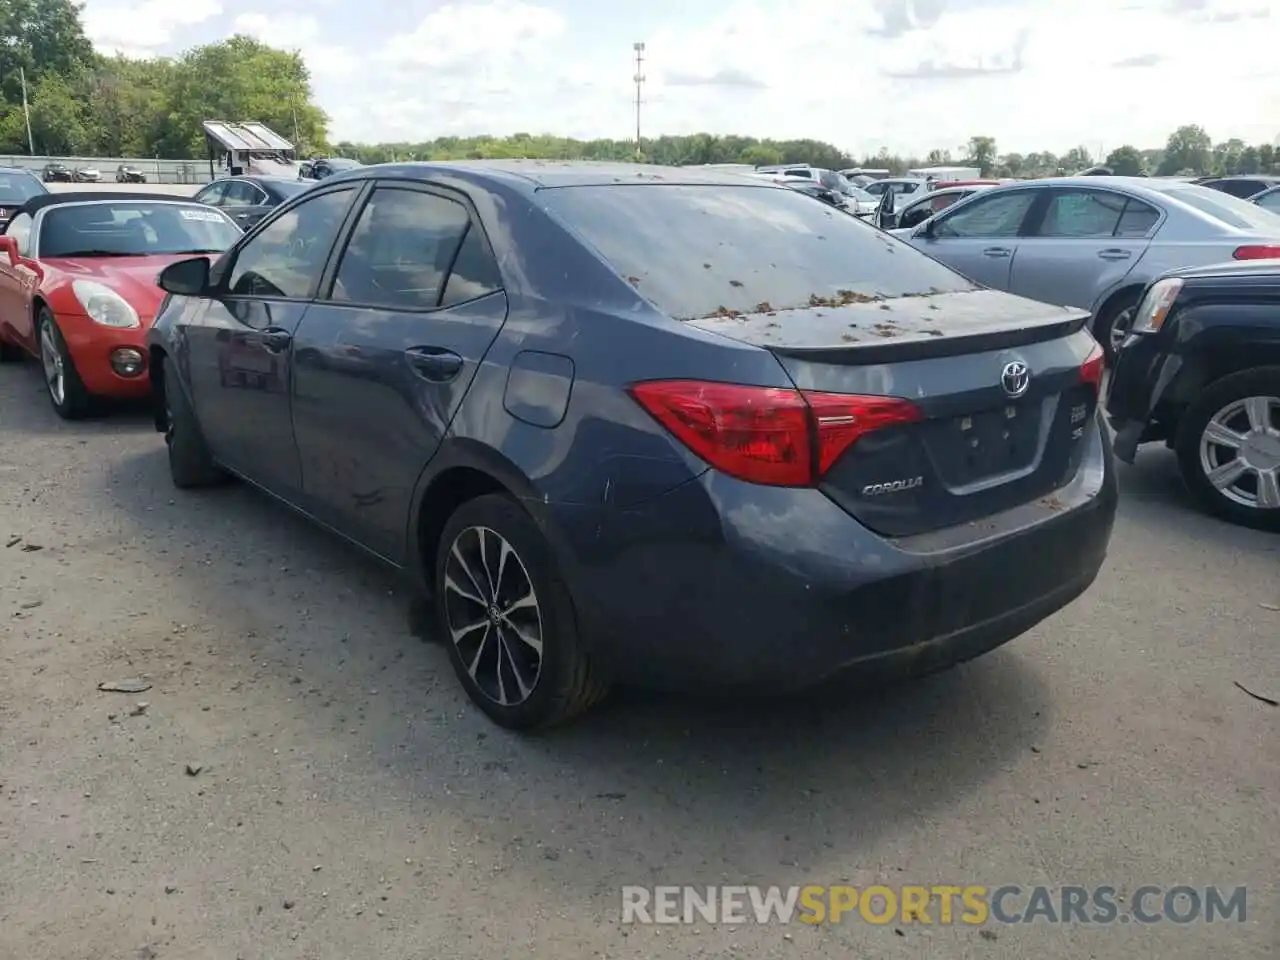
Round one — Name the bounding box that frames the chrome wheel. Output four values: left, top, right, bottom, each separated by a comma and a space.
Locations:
1108, 306, 1135, 354
442, 525, 543, 706
39, 322, 65, 407
1198, 395, 1280, 510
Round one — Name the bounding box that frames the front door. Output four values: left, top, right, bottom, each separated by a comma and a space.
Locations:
186, 184, 362, 495
910, 188, 1041, 291
1008, 187, 1157, 311
290, 183, 509, 561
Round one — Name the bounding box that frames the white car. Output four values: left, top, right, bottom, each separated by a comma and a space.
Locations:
73, 166, 102, 183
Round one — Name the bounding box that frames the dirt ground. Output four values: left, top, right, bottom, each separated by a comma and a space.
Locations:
1, 358, 1276, 960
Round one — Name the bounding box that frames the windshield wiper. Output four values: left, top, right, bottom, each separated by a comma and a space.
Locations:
167, 248, 225, 255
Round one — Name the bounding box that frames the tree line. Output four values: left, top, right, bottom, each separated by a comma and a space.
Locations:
1, 0, 1276, 181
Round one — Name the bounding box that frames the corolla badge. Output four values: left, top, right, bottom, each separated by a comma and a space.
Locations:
1001, 360, 1030, 398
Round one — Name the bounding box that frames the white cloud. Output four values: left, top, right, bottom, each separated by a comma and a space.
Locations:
231, 13, 359, 78
77, 0, 1279, 155
82, 0, 223, 54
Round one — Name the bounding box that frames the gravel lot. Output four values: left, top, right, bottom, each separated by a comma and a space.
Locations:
1, 218, 1276, 958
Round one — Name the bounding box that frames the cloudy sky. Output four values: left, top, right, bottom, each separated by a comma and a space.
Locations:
79, 0, 1279, 154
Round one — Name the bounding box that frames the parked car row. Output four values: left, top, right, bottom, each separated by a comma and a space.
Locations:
0, 163, 1120, 730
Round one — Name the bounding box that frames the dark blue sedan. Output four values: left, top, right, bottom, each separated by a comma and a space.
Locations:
146, 160, 1117, 729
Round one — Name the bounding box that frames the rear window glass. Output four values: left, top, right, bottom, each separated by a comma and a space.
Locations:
539, 183, 975, 319
1162, 185, 1280, 231
0, 173, 45, 204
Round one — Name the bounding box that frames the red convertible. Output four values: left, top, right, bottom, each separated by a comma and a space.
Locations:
0, 192, 241, 418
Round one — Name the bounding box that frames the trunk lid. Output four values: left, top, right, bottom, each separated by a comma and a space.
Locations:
687, 288, 1099, 537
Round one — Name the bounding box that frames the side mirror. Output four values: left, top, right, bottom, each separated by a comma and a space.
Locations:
0, 235, 17, 263
157, 256, 212, 296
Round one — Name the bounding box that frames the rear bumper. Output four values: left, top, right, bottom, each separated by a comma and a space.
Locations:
59, 312, 151, 398
567, 413, 1117, 693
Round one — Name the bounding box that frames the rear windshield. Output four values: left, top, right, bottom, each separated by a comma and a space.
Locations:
539, 183, 975, 319
1161, 185, 1280, 231
0, 173, 46, 204
40, 202, 242, 258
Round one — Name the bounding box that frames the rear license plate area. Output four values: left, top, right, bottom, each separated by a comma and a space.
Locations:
927, 399, 1043, 486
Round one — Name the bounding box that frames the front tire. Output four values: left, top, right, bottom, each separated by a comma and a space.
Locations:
37, 309, 94, 419
1175, 366, 1280, 531
434, 494, 609, 729
162, 356, 224, 488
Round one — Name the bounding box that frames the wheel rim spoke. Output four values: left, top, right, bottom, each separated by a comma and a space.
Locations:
1206, 458, 1247, 491
443, 524, 543, 708
1244, 396, 1273, 434
1201, 420, 1245, 449
1258, 469, 1280, 510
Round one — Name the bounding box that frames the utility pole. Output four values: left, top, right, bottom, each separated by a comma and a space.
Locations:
632, 42, 646, 161
19, 67, 35, 155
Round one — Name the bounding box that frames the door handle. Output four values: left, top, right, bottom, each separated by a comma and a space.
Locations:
1098, 248, 1132, 260
259, 327, 293, 352
405, 346, 463, 382
982, 247, 1011, 258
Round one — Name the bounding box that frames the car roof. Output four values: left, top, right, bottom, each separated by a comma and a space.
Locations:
326, 159, 789, 192
17, 192, 202, 216
0, 166, 38, 175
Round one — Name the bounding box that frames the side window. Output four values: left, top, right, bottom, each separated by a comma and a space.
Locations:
1256, 191, 1280, 213
898, 183, 920, 195
440, 223, 503, 306
331, 187, 471, 310
1115, 198, 1161, 237
195, 181, 228, 207
5, 212, 32, 256
933, 191, 1037, 239
1036, 190, 1127, 238
222, 182, 262, 208
226, 187, 356, 299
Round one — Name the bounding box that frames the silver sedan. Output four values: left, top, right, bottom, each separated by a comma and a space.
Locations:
891, 176, 1280, 359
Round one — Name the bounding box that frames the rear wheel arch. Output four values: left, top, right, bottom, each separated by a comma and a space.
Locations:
414, 465, 512, 592
1091, 283, 1146, 361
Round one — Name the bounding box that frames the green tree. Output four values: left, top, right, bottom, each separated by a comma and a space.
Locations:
27, 72, 88, 155
1157, 124, 1212, 176
1104, 145, 1146, 176
1061, 146, 1094, 172
966, 136, 998, 176
0, 0, 94, 105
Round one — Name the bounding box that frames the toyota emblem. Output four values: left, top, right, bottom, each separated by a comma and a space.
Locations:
1001, 360, 1030, 398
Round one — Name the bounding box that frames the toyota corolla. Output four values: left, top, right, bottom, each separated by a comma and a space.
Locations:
145, 161, 1117, 729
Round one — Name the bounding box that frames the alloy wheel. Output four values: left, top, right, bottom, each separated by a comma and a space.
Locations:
1198, 395, 1280, 510
1109, 306, 1135, 354
442, 525, 544, 706
39, 323, 65, 407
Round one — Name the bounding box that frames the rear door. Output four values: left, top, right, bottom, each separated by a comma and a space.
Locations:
908, 187, 1041, 290
220, 180, 273, 231
1007, 186, 1158, 310
186, 183, 362, 495
290, 182, 509, 561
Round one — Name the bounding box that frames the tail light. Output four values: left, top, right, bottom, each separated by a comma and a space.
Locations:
1080, 343, 1105, 392
628, 380, 922, 487
1232, 245, 1280, 260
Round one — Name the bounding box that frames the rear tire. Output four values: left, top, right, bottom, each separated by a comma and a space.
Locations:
434, 493, 609, 730
1091, 290, 1141, 365
1174, 366, 1280, 531
163, 356, 225, 489
37, 309, 94, 420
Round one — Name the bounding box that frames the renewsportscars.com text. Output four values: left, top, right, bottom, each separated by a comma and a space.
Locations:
621, 885, 1248, 926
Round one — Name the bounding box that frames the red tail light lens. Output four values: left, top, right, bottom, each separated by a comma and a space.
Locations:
1080, 343, 1105, 391
1232, 245, 1280, 261
628, 379, 922, 487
